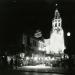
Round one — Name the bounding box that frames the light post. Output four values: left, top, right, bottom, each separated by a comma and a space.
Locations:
66, 32, 71, 68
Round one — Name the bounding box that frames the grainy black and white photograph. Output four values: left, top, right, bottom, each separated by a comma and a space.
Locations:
0, 0, 75, 75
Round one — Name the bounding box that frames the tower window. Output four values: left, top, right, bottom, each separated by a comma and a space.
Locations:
58, 20, 60, 22
59, 23, 60, 26
55, 23, 57, 27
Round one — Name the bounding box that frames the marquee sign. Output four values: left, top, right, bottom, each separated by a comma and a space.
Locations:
34, 30, 42, 38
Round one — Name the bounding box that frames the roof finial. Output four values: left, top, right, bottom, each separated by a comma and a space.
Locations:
56, 3, 58, 6
54, 9, 60, 19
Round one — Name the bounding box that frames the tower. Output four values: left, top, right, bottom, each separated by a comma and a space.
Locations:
52, 9, 62, 31
49, 8, 66, 54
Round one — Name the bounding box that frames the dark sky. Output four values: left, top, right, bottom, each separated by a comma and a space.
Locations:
0, 0, 75, 53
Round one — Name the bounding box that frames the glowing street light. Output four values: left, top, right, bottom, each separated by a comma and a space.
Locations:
67, 32, 71, 36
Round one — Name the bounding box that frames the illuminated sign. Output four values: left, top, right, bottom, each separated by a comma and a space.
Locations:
34, 30, 42, 38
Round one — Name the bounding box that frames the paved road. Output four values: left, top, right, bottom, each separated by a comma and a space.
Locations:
0, 71, 66, 75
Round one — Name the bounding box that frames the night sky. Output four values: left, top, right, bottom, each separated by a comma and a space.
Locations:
0, 0, 75, 53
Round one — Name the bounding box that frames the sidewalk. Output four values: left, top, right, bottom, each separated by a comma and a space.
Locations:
14, 66, 68, 73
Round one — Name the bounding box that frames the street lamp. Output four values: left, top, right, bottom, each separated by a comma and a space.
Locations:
67, 32, 71, 36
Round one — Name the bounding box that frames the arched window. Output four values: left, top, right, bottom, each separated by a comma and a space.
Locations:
55, 23, 57, 27
59, 23, 60, 26
58, 23, 61, 27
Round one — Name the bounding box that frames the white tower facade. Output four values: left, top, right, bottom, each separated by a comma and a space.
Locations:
44, 9, 66, 54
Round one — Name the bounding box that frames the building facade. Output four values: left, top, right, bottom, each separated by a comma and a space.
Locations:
44, 9, 66, 54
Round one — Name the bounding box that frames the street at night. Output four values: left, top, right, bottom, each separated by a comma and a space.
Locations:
0, 0, 75, 75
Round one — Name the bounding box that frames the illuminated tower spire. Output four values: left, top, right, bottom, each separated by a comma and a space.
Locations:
54, 9, 60, 19
52, 8, 62, 31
